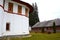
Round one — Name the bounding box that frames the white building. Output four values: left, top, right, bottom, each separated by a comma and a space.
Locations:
0, 0, 33, 37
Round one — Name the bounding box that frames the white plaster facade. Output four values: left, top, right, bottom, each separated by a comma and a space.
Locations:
0, 0, 32, 37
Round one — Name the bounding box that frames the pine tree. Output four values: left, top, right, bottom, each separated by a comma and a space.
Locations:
29, 2, 39, 26
53, 21, 56, 33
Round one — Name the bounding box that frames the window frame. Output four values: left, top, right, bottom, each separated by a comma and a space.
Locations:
8, 2, 13, 13
6, 22, 10, 31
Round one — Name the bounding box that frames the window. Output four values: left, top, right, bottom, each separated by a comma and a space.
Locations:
18, 5, 22, 15
6, 23, 10, 31
25, 8, 28, 17
8, 2, 13, 13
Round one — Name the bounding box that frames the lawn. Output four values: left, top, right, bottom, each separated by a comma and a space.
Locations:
10, 33, 60, 40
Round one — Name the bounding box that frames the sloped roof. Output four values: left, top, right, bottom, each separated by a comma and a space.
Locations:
12, 0, 33, 13
32, 18, 60, 28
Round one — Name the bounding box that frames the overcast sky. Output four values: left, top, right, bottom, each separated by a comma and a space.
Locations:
21, 0, 60, 22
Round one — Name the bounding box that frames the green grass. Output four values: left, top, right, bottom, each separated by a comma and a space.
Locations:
10, 33, 60, 40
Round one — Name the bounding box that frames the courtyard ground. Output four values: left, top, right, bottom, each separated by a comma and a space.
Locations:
10, 32, 60, 40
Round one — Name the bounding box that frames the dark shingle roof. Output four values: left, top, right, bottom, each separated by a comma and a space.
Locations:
32, 18, 60, 28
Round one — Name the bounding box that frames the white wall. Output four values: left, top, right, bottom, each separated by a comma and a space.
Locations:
29, 27, 31, 31
13, 3, 18, 13
4, 0, 9, 11
0, 0, 29, 37
0, 0, 3, 6
3, 12, 29, 36
22, 6, 25, 15
0, 7, 4, 37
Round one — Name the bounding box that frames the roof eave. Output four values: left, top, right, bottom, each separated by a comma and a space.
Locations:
12, 0, 34, 13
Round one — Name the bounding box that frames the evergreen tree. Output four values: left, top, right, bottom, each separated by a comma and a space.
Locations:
29, 2, 39, 26
53, 21, 56, 33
